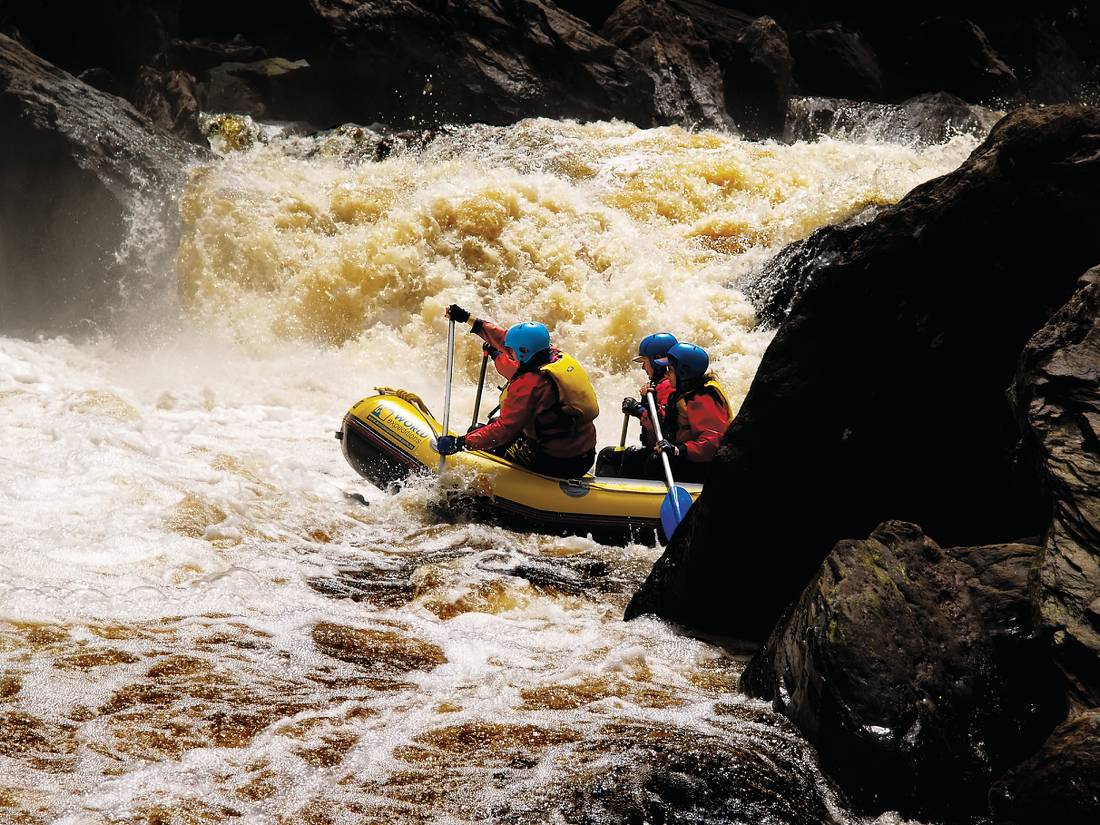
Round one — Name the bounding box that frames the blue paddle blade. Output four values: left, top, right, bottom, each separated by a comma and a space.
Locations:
659, 485, 695, 541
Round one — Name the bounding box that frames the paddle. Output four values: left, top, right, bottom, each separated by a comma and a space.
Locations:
438, 318, 456, 472
619, 412, 630, 448
470, 351, 489, 431
646, 390, 693, 540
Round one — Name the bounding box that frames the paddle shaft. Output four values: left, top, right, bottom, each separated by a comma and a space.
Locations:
646, 390, 682, 521
471, 352, 489, 430
438, 319, 456, 471
619, 413, 629, 447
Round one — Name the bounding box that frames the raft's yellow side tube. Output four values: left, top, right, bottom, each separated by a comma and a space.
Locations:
340, 393, 702, 538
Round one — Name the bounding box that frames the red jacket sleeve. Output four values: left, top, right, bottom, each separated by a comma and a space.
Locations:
473, 319, 518, 380
678, 392, 730, 462
463, 371, 543, 451
638, 377, 672, 446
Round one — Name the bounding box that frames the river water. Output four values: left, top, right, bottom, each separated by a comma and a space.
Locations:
0, 115, 980, 823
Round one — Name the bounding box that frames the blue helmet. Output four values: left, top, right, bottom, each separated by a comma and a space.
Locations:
633, 332, 678, 364
504, 322, 551, 364
657, 342, 709, 381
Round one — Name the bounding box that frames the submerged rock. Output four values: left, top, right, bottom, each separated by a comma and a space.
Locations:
989, 709, 1100, 825
626, 105, 1100, 641
740, 521, 1064, 819
1011, 267, 1100, 708
0, 34, 206, 336
785, 92, 1000, 145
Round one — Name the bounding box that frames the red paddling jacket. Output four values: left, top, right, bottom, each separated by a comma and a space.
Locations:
464, 320, 598, 459
662, 375, 733, 463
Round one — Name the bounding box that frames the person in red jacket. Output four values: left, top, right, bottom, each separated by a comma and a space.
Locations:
595, 333, 677, 478
435, 304, 599, 478
646, 342, 733, 483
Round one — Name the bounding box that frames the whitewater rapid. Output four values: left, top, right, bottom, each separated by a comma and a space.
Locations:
0, 117, 979, 823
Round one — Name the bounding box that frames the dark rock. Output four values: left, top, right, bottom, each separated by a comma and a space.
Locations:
785, 92, 999, 145
204, 57, 312, 121
626, 105, 1100, 641
741, 521, 1064, 818
169, 35, 267, 74
1011, 267, 1100, 707
132, 66, 205, 142
905, 18, 1018, 103
989, 709, 1100, 825
301, 0, 654, 129
791, 23, 886, 101
0, 34, 206, 336
552, 1, 622, 29
76, 67, 123, 97
552, 720, 837, 825
601, 0, 733, 131
723, 16, 794, 138
664, 0, 755, 62
1, 0, 178, 79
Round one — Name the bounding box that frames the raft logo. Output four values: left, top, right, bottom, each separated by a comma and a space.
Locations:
366, 405, 430, 451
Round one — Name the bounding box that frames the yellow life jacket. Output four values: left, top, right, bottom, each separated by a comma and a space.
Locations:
540, 353, 600, 424
497, 352, 600, 426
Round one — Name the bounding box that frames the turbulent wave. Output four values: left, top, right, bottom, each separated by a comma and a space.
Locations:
179, 118, 978, 429
0, 117, 980, 823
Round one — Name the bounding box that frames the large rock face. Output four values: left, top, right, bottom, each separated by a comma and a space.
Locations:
740, 521, 1064, 819
0, 34, 205, 335
989, 709, 1100, 825
601, 0, 732, 131
626, 105, 1100, 641
1011, 268, 1100, 707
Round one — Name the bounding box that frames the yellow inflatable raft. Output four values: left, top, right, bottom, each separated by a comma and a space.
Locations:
338, 391, 702, 543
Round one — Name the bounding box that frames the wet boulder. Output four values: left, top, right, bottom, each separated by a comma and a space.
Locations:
626, 105, 1100, 641
989, 709, 1100, 825
723, 16, 794, 139
1011, 267, 1100, 707
132, 66, 206, 143
741, 521, 1064, 819
601, 0, 733, 131
0, 34, 206, 336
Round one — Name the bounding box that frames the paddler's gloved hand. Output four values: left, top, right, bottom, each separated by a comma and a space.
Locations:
436, 435, 466, 455
446, 304, 470, 323
482, 341, 501, 360
656, 439, 680, 457
621, 397, 644, 417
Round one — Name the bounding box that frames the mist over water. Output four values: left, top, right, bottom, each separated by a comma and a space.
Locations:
0, 117, 976, 823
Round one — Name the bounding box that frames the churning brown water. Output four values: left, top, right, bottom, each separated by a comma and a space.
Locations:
0, 116, 980, 823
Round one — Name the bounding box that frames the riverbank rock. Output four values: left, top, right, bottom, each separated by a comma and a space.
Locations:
1011, 268, 1100, 708
601, 0, 732, 131
626, 104, 1100, 641
0, 34, 206, 336
988, 709, 1100, 825
740, 521, 1064, 819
